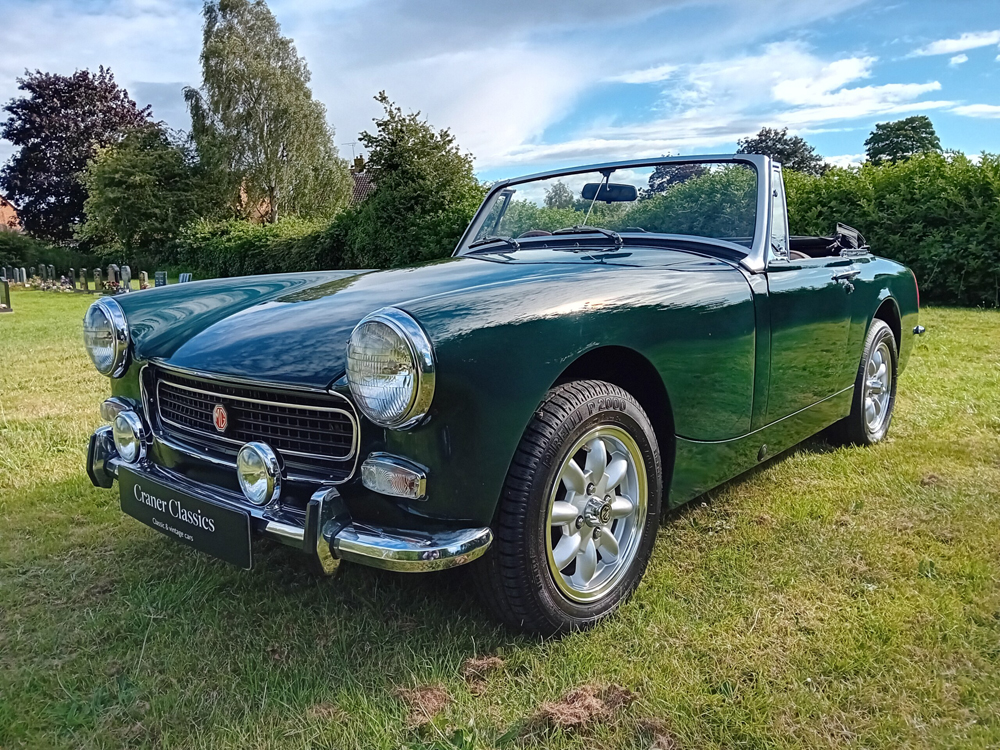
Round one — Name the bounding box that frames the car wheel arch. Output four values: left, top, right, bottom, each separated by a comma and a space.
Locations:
872, 295, 902, 351
552, 345, 676, 503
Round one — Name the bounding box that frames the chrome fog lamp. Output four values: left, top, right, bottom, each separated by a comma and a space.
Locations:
361, 453, 427, 500
112, 410, 147, 464
346, 308, 435, 429
83, 297, 130, 377
237, 442, 281, 506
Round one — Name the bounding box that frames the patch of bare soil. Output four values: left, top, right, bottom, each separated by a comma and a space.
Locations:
533, 683, 636, 731
639, 718, 681, 749
394, 684, 452, 727
306, 702, 348, 722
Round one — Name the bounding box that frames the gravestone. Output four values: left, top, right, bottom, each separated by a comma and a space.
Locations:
3, 266, 10, 280
179, 272, 193, 283
79, 268, 89, 292
139, 271, 149, 289
154, 271, 167, 287
13, 268, 20, 283
68, 268, 77, 290
37, 265, 44, 281
47, 265, 55, 280
94, 268, 103, 291
0, 278, 10, 312
119, 265, 131, 293
29, 266, 35, 278
107, 264, 119, 287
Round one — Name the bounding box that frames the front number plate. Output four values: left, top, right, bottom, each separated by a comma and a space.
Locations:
118, 466, 252, 569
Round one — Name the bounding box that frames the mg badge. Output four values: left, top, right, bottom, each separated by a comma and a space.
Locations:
212, 404, 228, 433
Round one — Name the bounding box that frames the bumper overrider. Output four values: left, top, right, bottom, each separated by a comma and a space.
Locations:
87, 423, 493, 575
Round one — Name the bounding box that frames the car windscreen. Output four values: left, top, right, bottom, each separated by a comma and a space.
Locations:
467, 161, 758, 250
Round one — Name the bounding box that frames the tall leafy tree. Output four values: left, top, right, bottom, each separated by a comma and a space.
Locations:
737, 127, 827, 176
338, 92, 484, 268
544, 181, 575, 209
78, 124, 228, 258
0, 67, 151, 241
864, 116, 941, 164
645, 158, 708, 195
184, 0, 350, 223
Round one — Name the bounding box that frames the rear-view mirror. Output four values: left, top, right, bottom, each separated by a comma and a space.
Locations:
581, 182, 638, 203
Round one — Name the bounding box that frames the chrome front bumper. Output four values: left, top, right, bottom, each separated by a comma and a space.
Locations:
88, 426, 492, 574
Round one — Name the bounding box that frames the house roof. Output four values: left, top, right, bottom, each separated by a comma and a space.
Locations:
0, 194, 20, 231
351, 170, 376, 204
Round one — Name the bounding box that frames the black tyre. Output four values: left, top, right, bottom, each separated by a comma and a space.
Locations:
831, 318, 898, 446
473, 380, 662, 635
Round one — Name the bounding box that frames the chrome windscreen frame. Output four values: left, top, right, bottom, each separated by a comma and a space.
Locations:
453, 153, 774, 274
138, 361, 362, 485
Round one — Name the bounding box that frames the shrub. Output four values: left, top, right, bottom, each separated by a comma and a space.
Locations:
0, 231, 98, 274
786, 153, 1000, 307
173, 217, 331, 278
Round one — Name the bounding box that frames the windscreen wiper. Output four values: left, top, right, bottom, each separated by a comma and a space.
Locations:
469, 235, 520, 251
552, 225, 623, 247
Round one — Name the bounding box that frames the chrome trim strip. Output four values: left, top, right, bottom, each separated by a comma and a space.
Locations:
265, 520, 305, 543
152, 359, 350, 399
155, 377, 358, 461
332, 525, 493, 572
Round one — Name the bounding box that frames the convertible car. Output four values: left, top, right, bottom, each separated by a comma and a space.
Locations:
85, 155, 921, 634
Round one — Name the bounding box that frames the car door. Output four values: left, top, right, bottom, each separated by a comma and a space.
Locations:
764, 166, 856, 424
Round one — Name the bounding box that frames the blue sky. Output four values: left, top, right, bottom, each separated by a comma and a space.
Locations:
1, 0, 998, 182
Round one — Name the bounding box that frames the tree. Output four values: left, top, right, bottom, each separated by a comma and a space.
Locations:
338, 92, 484, 268
645, 158, 708, 195
737, 127, 827, 176
864, 116, 941, 164
77, 124, 228, 258
544, 181, 575, 209
0, 67, 151, 241
184, 0, 350, 223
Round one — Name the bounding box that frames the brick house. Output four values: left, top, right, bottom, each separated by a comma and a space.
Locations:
0, 193, 20, 231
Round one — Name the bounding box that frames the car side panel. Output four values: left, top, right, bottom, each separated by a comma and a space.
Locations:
847, 255, 920, 372
373, 265, 756, 527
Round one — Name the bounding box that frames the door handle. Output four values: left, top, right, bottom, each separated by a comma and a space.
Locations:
831, 269, 860, 281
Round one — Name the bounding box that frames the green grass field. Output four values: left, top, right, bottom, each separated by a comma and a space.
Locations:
1, 289, 999, 749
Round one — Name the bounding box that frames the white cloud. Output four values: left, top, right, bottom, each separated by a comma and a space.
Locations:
494, 42, 951, 166
825, 153, 864, 168
952, 104, 1000, 118
911, 30, 1000, 56
949, 54, 968, 66
609, 64, 678, 84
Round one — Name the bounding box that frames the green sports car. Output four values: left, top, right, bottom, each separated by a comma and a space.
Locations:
85, 155, 921, 634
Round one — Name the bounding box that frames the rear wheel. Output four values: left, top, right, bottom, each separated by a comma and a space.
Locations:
473, 380, 662, 635
831, 318, 898, 446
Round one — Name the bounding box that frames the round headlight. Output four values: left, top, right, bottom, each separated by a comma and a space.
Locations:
113, 411, 146, 464
237, 442, 281, 506
346, 308, 435, 429
83, 298, 130, 377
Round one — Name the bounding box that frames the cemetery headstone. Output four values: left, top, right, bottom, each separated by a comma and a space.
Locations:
3, 266, 10, 280
107, 264, 119, 286
139, 271, 149, 289
79, 268, 89, 292
36, 266, 43, 281
29, 266, 35, 277
13, 268, 20, 283
179, 272, 193, 283
94, 268, 103, 290
68, 269, 77, 290
21, 268, 28, 283
47, 265, 55, 280
0, 278, 10, 312
154, 271, 167, 287
120, 265, 131, 293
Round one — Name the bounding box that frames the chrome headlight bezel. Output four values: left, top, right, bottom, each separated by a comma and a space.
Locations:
112, 410, 147, 464
236, 442, 282, 506
83, 297, 130, 377
346, 307, 436, 430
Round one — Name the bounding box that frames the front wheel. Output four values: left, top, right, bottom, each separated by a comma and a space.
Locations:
831, 318, 898, 446
473, 380, 662, 635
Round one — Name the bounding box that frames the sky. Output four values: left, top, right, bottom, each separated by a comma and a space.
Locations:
0, 0, 998, 182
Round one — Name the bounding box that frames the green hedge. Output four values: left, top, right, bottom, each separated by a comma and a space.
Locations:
786, 153, 1000, 307
173, 217, 334, 278
0, 232, 99, 276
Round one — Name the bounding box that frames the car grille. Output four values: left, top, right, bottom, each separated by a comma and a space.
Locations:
152, 368, 357, 465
